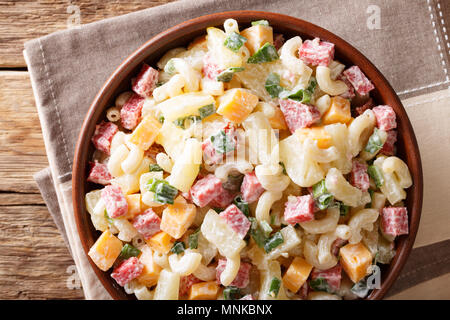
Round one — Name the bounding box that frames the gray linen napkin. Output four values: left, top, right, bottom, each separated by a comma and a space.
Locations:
24, 0, 450, 299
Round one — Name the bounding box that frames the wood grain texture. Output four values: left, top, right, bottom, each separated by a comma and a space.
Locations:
0, 0, 176, 67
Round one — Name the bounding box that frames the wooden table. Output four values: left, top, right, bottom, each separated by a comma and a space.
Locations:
0, 0, 173, 300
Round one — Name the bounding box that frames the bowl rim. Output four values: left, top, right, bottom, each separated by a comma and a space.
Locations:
72, 10, 423, 300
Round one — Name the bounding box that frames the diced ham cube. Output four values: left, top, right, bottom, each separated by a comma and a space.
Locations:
240, 172, 265, 203
338, 75, 356, 100
111, 257, 144, 287
310, 264, 342, 293
101, 185, 128, 218
87, 161, 112, 185
372, 105, 397, 131
342, 66, 375, 96
216, 259, 251, 288
240, 294, 255, 300
219, 204, 251, 238
202, 53, 223, 80
380, 130, 397, 156
331, 238, 348, 256
298, 38, 335, 67
132, 63, 159, 98
355, 98, 374, 116
381, 207, 409, 237
274, 33, 285, 50
202, 139, 223, 166
350, 160, 370, 192
91, 121, 118, 155
284, 195, 315, 224
279, 99, 321, 133
189, 174, 223, 207
132, 209, 161, 240
120, 93, 145, 130
209, 187, 236, 209
179, 274, 202, 296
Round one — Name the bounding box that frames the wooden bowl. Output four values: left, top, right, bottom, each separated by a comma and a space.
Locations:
73, 11, 423, 300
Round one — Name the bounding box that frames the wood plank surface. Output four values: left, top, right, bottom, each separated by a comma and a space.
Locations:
0, 0, 175, 68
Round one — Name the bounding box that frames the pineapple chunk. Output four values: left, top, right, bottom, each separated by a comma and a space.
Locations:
217, 88, 259, 123
156, 121, 190, 160
154, 269, 180, 300
88, 230, 123, 271
160, 199, 196, 239
322, 96, 351, 125
282, 257, 313, 293
128, 115, 162, 150
296, 127, 333, 149
339, 242, 373, 283
269, 107, 288, 130
240, 25, 274, 55
188, 281, 219, 300
158, 92, 215, 122
146, 231, 174, 254
124, 194, 141, 219
206, 27, 243, 69
136, 246, 162, 287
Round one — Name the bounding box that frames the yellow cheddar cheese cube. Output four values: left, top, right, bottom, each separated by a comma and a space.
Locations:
217, 88, 259, 123
188, 281, 219, 300
296, 126, 333, 149
322, 96, 351, 125
128, 115, 162, 150
88, 230, 123, 271
146, 231, 174, 254
282, 257, 313, 293
339, 242, 373, 283
269, 107, 288, 130
160, 201, 196, 239
124, 194, 141, 219
136, 246, 162, 287
240, 25, 274, 55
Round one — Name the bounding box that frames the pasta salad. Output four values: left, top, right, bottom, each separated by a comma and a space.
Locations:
85, 19, 412, 300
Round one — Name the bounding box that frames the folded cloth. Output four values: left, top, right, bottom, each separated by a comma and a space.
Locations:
24, 0, 450, 299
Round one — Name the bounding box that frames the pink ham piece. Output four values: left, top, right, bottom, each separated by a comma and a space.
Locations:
132, 209, 161, 240
298, 38, 335, 67
279, 99, 321, 133
216, 259, 251, 288
101, 185, 128, 218
380, 130, 397, 156
202, 53, 223, 80
372, 105, 397, 131
219, 204, 251, 238
91, 121, 118, 155
381, 207, 409, 237
120, 93, 145, 130
240, 172, 265, 204
310, 264, 342, 293
350, 160, 370, 192
240, 294, 255, 300
111, 257, 144, 287
132, 63, 159, 98
179, 274, 202, 296
338, 74, 356, 100
189, 174, 223, 207
284, 195, 315, 224
202, 139, 223, 166
87, 161, 112, 185
209, 188, 236, 209
342, 66, 375, 96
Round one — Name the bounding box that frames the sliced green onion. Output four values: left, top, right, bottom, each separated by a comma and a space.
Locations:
365, 189, 375, 208
216, 67, 245, 82
119, 243, 141, 260
198, 104, 216, 119
337, 201, 349, 216
213, 207, 225, 213
307, 76, 317, 92
260, 221, 273, 238
210, 130, 235, 154
233, 195, 249, 217
224, 32, 247, 52
268, 277, 281, 298
309, 278, 330, 292
173, 117, 186, 129
368, 165, 384, 188
158, 115, 165, 123
164, 59, 176, 75
264, 231, 284, 253
188, 229, 200, 249
365, 128, 385, 154
351, 279, 370, 298
104, 210, 114, 225
316, 193, 334, 210
279, 87, 311, 104
146, 178, 178, 204
312, 180, 327, 198
249, 217, 266, 248
265, 73, 284, 98
251, 20, 269, 26
247, 43, 279, 64
170, 241, 185, 255
279, 161, 287, 175
149, 164, 163, 172
223, 286, 242, 300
